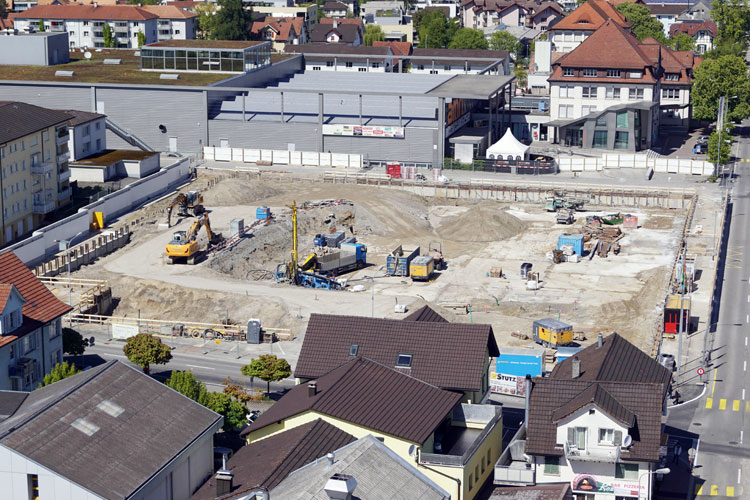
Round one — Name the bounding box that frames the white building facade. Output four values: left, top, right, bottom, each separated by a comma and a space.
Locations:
65, 111, 107, 162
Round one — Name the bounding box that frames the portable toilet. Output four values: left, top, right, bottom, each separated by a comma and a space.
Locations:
246, 319, 262, 344
532, 318, 574, 348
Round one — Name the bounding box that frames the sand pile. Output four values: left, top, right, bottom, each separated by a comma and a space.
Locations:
438, 206, 527, 242
202, 178, 282, 207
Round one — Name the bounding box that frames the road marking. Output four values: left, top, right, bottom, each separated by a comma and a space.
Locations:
742, 430, 745, 445
746, 314, 748, 323
711, 484, 719, 496
740, 468, 743, 483
743, 389, 746, 400
696, 484, 703, 495
706, 397, 713, 409
712, 366, 719, 396
745, 361, 747, 372
746, 337, 749, 346
734, 399, 741, 411
727, 486, 735, 497
720, 399, 727, 410
185, 364, 216, 370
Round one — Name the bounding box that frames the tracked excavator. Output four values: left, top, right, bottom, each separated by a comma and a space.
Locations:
165, 214, 223, 265
166, 191, 204, 227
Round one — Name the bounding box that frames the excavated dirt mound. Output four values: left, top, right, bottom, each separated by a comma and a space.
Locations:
437, 205, 527, 242
202, 178, 282, 207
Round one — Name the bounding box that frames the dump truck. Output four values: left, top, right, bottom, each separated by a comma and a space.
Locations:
532, 318, 574, 348
315, 243, 367, 275
386, 245, 420, 276
410, 255, 434, 281
556, 210, 575, 225
543, 195, 586, 213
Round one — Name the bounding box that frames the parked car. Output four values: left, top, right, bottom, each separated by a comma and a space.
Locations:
692, 142, 708, 154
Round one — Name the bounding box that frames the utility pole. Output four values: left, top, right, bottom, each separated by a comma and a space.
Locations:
676, 249, 686, 384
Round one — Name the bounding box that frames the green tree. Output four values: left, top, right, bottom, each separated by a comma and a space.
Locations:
38, 20, 45, 32
489, 30, 520, 56
194, 2, 217, 39
708, 129, 732, 166
38, 362, 80, 388
449, 28, 488, 49
669, 32, 695, 51
166, 370, 209, 403
690, 55, 750, 121
514, 63, 528, 89
615, 3, 668, 43
123, 334, 172, 374
137, 31, 146, 48
212, 0, 252, 40
241, 354, 291, 396
363, 24, 385, 46
63, 327, 88, 356
102, 23, 115, 48
204, 392, 249, 431
0, 0, 8, 19
711, 0, 750, 46
418, 9, 457, 48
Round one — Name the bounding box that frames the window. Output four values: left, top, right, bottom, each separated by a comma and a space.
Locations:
628, 88, 644, 100
83, 125, 90, 136
83, 21, 89, 25
326, 61, 334, 67
582, 105, 597, 115
665, 73, 679, 81
30, 136, 38, 147
582, 86, 597, 99
372, 62, 380, 69
616, 111, 629, 128
559, 84, 573, 98
358, 67, 367, 72
599, 428, 615, 444
48, 321, 60, 340
396, 353, 413, 367
596, 114, 607, 126
593, 130, 607, 148
95, 121, 101, 130
583, 68, 597, 77
568, 427, 587, 450
349, 344, 359, 356
312, 66, 321, 71
469, 472, 473, 490
563, 67, 574, 76
20, 140, 24, 151
429, 70, 438, 74
487, 448, 491, 467
558, 105, 573, 118
615, 463, 639, 480
629, 71, 642, 78
345, 62, 353, 68
662, 88, 679, 99
615, 131, 629, 149
544, 456, 560, 475
96, 138, 102, 150
84, 31, 89, 37
28, 473, 39, 500
606, 87, 621, 99
606, 69, 620, 78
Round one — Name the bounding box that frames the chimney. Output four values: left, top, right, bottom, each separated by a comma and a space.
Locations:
572, 356, 581, 379
327, 452, 335, 466
308, 382, 317, 397
333, 18, 338, 29
523, 375, 532, 429
324, 473, 357, 500
93, 1, 98, 7
215, 455, 233, 497
597, 333, 603, 348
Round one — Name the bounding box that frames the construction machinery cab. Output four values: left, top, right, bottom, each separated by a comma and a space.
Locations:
170, 231, 188, 245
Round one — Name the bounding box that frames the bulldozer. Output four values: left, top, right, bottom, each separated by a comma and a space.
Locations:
165, 214, 223, 265
166, 191, 204, 227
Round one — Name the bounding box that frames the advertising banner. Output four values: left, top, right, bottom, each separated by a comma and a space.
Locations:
489, 372, 528, 396
322, 124, 405, 139
572, 474, 644, 497
111, 323, 139, 340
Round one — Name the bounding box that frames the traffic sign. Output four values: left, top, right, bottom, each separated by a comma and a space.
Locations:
697, 367, 705, 376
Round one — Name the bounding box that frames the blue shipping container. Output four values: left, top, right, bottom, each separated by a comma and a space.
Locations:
256, 206, 270, 220
558, 234, 584, 256
496, 352, 543, 377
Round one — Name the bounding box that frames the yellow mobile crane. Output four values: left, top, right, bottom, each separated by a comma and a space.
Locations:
165, 214, 223, 265
166, 191, 204, 227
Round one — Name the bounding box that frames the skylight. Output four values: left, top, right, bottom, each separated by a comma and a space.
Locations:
396, 353, 413, 367
71, 418, 100, 437
97, 400, 124, 418
349, 344, 359, 356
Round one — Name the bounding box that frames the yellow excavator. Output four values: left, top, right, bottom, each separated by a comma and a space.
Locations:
166, 191, 204, 227
165, 214, 223, 265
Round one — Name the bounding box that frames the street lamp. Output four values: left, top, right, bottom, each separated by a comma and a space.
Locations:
55, 230, 84, 326
638, 467, 671, 500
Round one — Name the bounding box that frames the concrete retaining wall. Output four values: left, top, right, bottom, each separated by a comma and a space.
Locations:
33, 227, 131, 277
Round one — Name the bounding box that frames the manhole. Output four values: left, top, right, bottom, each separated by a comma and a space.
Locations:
693, 422, 702, 426
729, 441, 739, 445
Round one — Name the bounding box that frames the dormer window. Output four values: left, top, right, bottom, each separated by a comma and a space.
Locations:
606, 69, 620, 78
665, 73, 679, 81
396, 353, 413, 367
563, 67, 574, 76
583, 68, 597, 77
2, 308, 22, 335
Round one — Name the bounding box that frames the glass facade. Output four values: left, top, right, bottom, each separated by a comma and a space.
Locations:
593, 130, 607, 148
140, 44, 271, 73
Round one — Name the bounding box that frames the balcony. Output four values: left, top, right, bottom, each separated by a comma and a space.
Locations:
56, 132, 69, 145
33, 200, 56, 214
58, 169, 71, 182
31, 161, 54, 175
420, 404, 502, 467
564, 440, 621, 462
57, 151, 70, 164
58, 187, 72, 201
495, 425, 536, 486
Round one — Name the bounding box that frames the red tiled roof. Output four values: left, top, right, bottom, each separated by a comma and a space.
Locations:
372, 40, 412, 65
0, 17, 12, 29
0, 285, 13, 313
141, 5, 197, 19
608, 0, 643, 5
669, 19, 717, 37
251, 17, 303, 42
0, 252, 72, 348
549, 0, 629, 31
16, 4, 158, 20
244, 357, 462, 444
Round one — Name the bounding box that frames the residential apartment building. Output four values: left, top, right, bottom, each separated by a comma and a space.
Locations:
142, 5, 197, 41
496, 333, 672, 500
460, 0, 563, 32
0, 252, 70, 392
253, 3, 319, 29
0, 360, 223, 500
410, 48, 509, 75
13, 5, 159, 49
250, 16, 307, 51
669, 19, 716, 53
0, 102, 72, 246
547, 19, 696, 150
62, 109, 107, 161
321, 0, 350, 17
547, 0, 630, 52
646, 2, 685, 35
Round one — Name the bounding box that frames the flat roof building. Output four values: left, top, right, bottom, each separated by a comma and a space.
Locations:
141, 40, 271, 73
0, 31, 69, 66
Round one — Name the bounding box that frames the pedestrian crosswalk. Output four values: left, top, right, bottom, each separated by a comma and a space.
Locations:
696, 484, 737, 496
705, 398, 750, 411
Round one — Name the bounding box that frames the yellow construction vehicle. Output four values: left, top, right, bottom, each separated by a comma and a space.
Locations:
165, 214, 223, 265
166, 191, 204, 227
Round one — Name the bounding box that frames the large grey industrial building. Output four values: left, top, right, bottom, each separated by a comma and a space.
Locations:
0, 48, 515, 167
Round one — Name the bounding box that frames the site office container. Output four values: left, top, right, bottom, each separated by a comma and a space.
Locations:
386, 246, 420, 276
532, 318, 574, 348
664, 294, 690, 334
386, 164, 402, 178
256, 206, 271, 219
410, 255, 434, 281
558, 234, 584, 256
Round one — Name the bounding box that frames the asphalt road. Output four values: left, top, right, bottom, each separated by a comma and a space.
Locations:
673, 120, 750, 498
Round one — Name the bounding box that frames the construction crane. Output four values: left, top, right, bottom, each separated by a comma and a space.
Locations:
165, 214, 223, 265
166, 191, 204, 227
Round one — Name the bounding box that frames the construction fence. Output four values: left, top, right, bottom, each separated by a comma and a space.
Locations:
203, 147, 363, 169
558, 155, 714, 175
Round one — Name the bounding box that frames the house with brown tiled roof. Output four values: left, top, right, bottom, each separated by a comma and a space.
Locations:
141, 5, 197, 40
310, 16, 362, 44
460, 0, 563, 33
669, 19, 717, 54
250, 16, 306, 51
0, 252, 71, 391
547, 0, 630, 52
494, 333, 670, 499
547, 18, 698, 149
243, 357, 504, 500
13, 4, 159, 48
